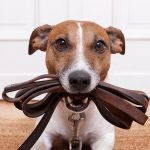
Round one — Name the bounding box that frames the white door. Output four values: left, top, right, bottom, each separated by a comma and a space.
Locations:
0, 0, 150, 97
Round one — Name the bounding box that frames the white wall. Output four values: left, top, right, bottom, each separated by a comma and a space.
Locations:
0, 0, 150, 98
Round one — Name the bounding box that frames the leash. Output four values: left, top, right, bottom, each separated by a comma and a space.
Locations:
2, 74, 149, 149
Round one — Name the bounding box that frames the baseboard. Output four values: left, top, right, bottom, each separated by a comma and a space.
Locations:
0, 73, 150, 99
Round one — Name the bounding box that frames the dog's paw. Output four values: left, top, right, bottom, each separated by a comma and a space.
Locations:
91, 132, 115, 150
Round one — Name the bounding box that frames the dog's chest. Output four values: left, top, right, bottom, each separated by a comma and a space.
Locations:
43, 101, 114, 143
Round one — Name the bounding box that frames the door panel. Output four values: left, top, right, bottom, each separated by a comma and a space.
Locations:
0, 0, 150, 96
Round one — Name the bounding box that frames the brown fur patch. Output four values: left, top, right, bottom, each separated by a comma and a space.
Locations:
46, 21, 78, 74
81, 22, 111, 81
106, 26, 125, 54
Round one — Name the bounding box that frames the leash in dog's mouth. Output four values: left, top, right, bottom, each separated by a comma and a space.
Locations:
2, 74, 149, 150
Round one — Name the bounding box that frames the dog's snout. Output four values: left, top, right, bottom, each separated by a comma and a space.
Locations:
69, 71, 91, 91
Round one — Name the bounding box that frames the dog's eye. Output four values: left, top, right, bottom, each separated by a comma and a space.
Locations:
95, 40, 106, 54
55, 38, 67, 51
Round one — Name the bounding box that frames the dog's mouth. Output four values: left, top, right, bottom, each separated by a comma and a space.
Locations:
64, 95, 90, 112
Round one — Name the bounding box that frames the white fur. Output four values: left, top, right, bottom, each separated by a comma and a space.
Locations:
92, 132, 115, 150
60, 22, 99, 93
32, 22, 115, 150
32, 102, 115, 150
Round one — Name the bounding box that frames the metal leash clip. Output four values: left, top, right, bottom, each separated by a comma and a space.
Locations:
69, 136, 82, 150
68, 113, 86, 150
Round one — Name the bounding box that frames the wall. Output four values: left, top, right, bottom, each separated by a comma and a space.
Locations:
0, 0, 150, 98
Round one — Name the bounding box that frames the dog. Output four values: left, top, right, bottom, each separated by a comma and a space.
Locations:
29, 20, 125, 150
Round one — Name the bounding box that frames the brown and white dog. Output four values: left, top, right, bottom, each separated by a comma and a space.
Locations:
29, 20, 125, 150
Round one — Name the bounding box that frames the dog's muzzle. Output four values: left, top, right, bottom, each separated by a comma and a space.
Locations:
65, 70, 92, 112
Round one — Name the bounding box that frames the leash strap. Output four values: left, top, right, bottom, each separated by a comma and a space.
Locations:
2, 74, 149, 149
92, 84, 149, 129
19, 93, 62, 150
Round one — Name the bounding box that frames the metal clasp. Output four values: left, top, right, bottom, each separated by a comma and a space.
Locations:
69, 136, 82, 150
68, 113, 86, 150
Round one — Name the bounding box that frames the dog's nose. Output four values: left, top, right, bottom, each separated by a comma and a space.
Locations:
69, 71, 91, 91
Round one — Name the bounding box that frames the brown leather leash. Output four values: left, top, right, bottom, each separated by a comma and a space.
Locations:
2, 74, 149, 150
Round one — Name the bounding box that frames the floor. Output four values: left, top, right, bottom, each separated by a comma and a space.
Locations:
0, 101, 150, 150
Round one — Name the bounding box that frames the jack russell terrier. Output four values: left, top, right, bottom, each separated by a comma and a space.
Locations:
29, 20, 125, 150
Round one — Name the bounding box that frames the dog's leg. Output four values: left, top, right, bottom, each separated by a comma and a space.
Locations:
31, 116, 53, 150
31, 134, 52, 150
91, 131, 115, 150
31, 132, 52, 150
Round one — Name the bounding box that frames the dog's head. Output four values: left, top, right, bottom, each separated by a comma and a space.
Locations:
28, 20, 125, 112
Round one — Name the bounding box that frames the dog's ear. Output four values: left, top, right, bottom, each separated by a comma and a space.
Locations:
106, 26, 125, 55
28, 24, 52, 55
